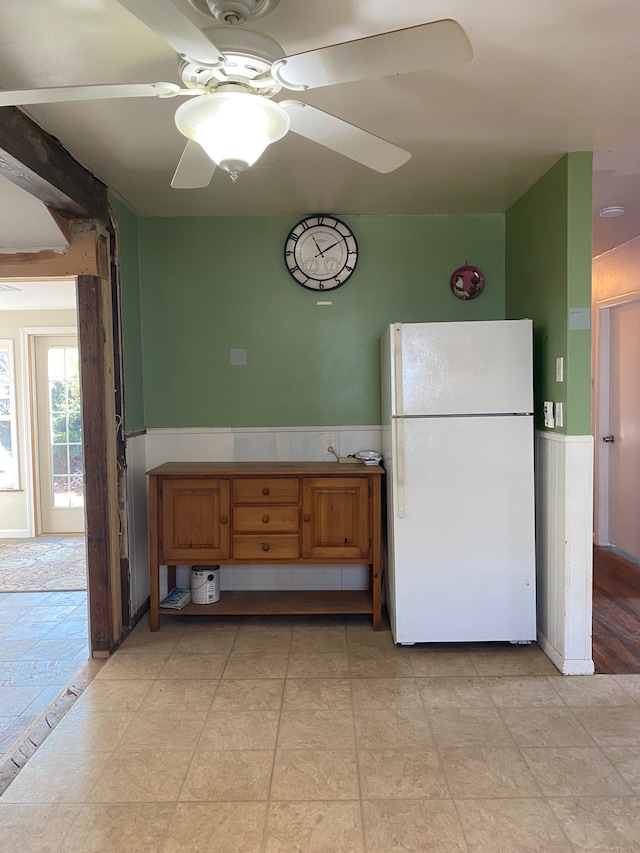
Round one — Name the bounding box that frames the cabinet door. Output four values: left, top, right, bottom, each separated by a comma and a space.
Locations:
301, 477, 370, 559
160, 478, 230, 562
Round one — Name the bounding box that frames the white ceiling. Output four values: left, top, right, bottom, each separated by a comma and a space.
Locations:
1, 0, 640, 257
0, 278, 76, 311
0, 175, 69, 253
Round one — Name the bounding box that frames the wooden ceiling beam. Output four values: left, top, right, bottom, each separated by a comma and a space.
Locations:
0, 218, 109, 279
0, 105, 108, 223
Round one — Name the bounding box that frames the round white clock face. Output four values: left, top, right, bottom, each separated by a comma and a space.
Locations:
284, 215, 358, 291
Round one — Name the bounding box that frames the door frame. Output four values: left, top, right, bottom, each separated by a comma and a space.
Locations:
0, 103, 124, 656
594, 290, 640, 546
21, 324, 79, 537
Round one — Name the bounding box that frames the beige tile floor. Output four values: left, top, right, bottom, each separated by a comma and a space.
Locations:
1, 613, 640, 852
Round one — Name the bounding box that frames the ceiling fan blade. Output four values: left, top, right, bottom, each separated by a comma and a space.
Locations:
171, 140, 216, 189
281, 101, 410, 173
272, 19, 472, 91
117, 0, 225, 66
0, 82, 181, 107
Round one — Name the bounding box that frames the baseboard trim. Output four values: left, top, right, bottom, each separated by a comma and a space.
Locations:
610, 545, 640, 567
131, 596, 150, 629
538, 631, 595, 675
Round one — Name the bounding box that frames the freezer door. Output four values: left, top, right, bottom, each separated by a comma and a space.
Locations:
394, 320, 534, 416
388, 414, 536, 644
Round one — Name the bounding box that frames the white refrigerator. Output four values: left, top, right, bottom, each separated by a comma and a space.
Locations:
380, 320, 536, 644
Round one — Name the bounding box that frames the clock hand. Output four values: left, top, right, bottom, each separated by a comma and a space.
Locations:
312, 235, 324, 256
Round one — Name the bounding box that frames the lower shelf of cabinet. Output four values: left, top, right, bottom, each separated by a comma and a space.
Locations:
159, 589, 374, 618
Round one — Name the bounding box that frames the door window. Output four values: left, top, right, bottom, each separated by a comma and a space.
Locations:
0, 340, 19, 490
46, 345, 84, 508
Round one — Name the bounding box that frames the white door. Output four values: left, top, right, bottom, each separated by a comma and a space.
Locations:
604, 299, 640, 559
34, 335, 85, 534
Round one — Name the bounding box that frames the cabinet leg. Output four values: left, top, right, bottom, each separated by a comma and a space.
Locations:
150, 565, 177, 633
148, 476, 161, 632
167, 565, 176, 591
371, 563, 382, 631
149, 563, 160, 632
150, 607, 160, 632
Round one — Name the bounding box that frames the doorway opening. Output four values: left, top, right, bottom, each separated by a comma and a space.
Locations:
33, 334, 84, 536
0, 111, 129, 760
0, 280, 89, 758
1, 326, 88, 591
593, 291, 640, 673
0, 281, 87, 593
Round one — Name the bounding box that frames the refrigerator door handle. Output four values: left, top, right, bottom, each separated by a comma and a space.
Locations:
393, 324, 406, 517
395, 417, 406, 518
393, 323, 404, 417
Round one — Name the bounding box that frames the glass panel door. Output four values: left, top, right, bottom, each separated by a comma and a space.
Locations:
34, 335, 85, 534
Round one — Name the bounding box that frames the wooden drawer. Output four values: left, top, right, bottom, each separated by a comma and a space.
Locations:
232, 534, 300, 559
233, 478, 299, 505
233, 506, 299, 533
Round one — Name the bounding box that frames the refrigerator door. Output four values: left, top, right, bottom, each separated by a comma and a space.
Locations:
387, 414, 536, 644
388, 320, 534, 416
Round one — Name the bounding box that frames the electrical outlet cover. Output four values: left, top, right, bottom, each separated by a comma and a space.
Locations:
322, 434, 336, 454
543, 401, 555, 428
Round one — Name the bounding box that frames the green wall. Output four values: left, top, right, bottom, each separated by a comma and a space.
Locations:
505, 153, 593, 435
110, 195, 145, 433
565, 154, 594, 435
136, 214, 506, 427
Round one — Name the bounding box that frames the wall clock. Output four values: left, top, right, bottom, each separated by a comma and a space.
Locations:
284, 214, 358, 291
450, 265, 485, 300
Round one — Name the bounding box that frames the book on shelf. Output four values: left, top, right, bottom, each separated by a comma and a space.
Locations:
160, 588, 191, 610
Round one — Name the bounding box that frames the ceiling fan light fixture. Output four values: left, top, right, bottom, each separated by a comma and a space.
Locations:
174, 91, 290, 177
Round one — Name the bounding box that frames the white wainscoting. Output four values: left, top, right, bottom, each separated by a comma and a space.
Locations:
143, 426, 382, 470
124, 433, 150, 615
126, 426, 382, 606
535, 430, 594, 675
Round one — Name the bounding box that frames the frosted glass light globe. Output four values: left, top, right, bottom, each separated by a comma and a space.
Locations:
175, 91, 290, 175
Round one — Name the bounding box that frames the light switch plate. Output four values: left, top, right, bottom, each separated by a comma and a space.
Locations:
555, 357, 564, 382
230, 348, 247, 365
555, 402, 563, 427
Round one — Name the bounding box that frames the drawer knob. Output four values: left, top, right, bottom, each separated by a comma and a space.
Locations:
220, 515, 228, 524
303, 514, 311, 523
262, 515, 270, 524
262, 487, 270, 495
261, 542, 270, 552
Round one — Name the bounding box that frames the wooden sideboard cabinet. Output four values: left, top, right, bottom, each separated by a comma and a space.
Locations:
147, 461, 384, 631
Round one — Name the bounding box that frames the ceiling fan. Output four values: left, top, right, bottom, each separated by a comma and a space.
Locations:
0, 0, 473, 189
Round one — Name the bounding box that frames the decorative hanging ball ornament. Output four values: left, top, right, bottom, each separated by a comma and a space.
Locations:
450, 265, 485, 300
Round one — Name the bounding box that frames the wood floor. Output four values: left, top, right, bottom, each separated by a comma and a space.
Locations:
592, 545, 640, 673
